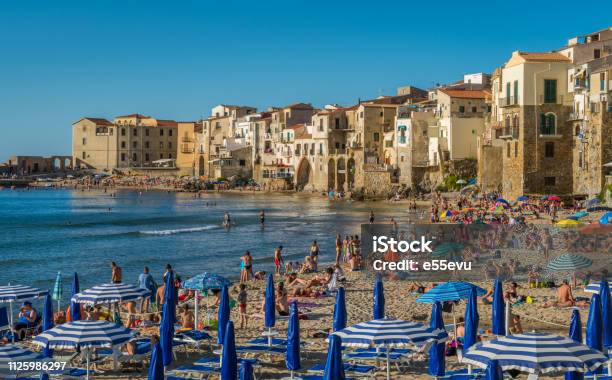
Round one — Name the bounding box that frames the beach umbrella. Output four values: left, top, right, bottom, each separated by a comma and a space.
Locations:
492, 279, 505, 336
324, 334, 345, 380
416, 281, 486, 303
599, 211, 612, 225
440, 210, 453, 219
548, 195, 561, 201
517, 195, 529, 202
240, 361, 254, 380
485, 359, 503, 380
33, 320, 133, 380
71, 283, 150, 305
52, 272, 62, 311
0, 344, 52, 378
42, 294, 54, 357
464, 287, 479, 352
373, 276, 385, 320
565, 309, 583, 380
148, 340, 164, 380
182, 272, 232, 330
264, 274, 275, 345
587, 206, 612, 212
547, 254, 593, 272
218, 284, 230, 345
71, 273, 80, 322
461, 332, 607, 375
585, 282, 612, 294
496, 198, 509, 205
333, 287, 346, 332
0, 284, 48, 342
586, 198, 600, 207
586, 293, 603, 353
221, 321, 237, 380
599, 280, 611, 348
428, 302, 446, 377
160, 271, 176, 367
285, 301, 300, 377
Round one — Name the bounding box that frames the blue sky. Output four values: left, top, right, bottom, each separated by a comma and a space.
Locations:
0, 0, 610, 158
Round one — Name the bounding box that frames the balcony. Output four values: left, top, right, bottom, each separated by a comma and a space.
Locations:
180, 144, 194, 153
181, 137, 193, 143
499, 96, 518, 107
567, 112, 585, 121
574, 79, 587, 90
499, 126, 519, 140
538, 94, 566, 105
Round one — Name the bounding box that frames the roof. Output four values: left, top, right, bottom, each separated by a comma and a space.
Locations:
77, 117, 113, 126
115, 113, 149, 119
506, 51, 571, 68
284, 102, 314, 110
438, 89, 488, 99
287, 123, 305, 130
157, 119, 178, 127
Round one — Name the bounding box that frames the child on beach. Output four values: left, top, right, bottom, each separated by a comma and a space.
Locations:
237, 284, 248, 329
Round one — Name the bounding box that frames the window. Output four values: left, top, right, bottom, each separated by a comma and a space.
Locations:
121, 153, 126, 161
121, 141, 126, 148
578, 151, 583, 168
82, 138, 86, 145
145, 141, 150, 149
168, 142, 172, 149
82, 151, 86, 159
239, 159, 246, 167
145, 153, 149, 161
540, 113, 556, 135
319, 119, 323, 131
507, 142, 510, 158
594, 49, 601, 59
145, 129, 149, 137
121, 128, 126, 136
132, 153, 137, 162
544, 79, 557, 103
471, 106, 477, 113
132, 141, 137, 148
169, 129, 173, 136
82, 126, 87, 132
514, 141, 518, 157
506, 82, 511, 100
379, 111, 383, 117
160, 129, 164, 136
373, 132, 380, 142
459, 106, 465, 113
544, 177, 556, 186
335, 118, 340, 129
160, 153, 164, 159
601, 72, 606, 91
133, 128, 137, 136
545, 142, 555, 158
360, 112, 364, 118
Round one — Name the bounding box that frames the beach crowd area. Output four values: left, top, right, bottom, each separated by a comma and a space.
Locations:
0, 185, 611, 380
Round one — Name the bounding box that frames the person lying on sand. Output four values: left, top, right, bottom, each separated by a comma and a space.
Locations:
288, 267, 333, 288
290, 287, 325, 298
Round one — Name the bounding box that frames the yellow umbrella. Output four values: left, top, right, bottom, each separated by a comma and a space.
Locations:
556, 219, 582, 227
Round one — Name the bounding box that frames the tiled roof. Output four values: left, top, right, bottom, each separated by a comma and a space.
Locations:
506, 51, 571, 68
80, 117, 113, 126
438, 89, 488, 99
157, 119, 178, 127
115, 113, 149, 119
284, 102, 314, 110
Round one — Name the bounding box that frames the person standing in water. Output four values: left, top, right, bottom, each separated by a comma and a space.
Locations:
223, 212, 231, 227
259, 210, 265, 225
335, 234, 342, 266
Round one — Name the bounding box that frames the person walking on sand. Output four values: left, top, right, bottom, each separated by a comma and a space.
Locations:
240, 251, 253, 282
335, 234, 342, 266
274, 245, 284, 275
111, 262, 122, 283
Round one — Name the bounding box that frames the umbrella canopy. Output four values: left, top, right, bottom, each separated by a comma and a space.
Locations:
42, 294, 54, 357
160, 272, 176, 367
587, 206, 612, 212
492, 279, 505, 335
547, 254, 593, 272
416, 281, 486, 303
333, 287, 347, 332
264, 274, 275, 328
428, 302, 446, 377
548, 195, 561, 201
517, 195, 529, 201
0, 285, 48, 302
0, 344, 51, 376
586, 198, 601, 207
324, 334, 345, 380
586, 293, 603, 352
585, 282, 612, 294
463, 287, 479, 351
333, 318, 447, 347
33, 320, 133, 350
556, 219, 582, 227
217, 285, 230, 345
285, 301, 300, 372
496, 198, 509, 205
373, 277, 385, 320
456, 179, 467, 185
485, 360, 504, 380
71, 273, 80, 322
52, 272, 62, 306
72, 283, 150, 305
599, 280, 611, 348
221, 321, 237, 380
440, 210, 453, 219
565, 309, 583, 380
461, 332, 607, 374
240, 361, 254, 380
599, 211, 612, 225
148, 341, 164, 380
181, 272, 232, 291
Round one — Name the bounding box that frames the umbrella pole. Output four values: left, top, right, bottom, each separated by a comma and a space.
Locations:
86, 349, 90, 380
194, 290, 199, 331
505, 301, 511, 336
268, 327, 272, 347
386, 345, 390, 380
9, 301, 14, 343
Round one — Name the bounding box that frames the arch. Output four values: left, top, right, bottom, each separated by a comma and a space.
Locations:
296, 158, 312, 190
198, 156, 205, 176
347, 158, 355, 189
337, 157, 346, 191
327, 158, 336, 190
64, 158, 71, 170
53, 158, 61, 170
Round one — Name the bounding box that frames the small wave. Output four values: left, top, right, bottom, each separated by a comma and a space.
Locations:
139, 225, 218, 235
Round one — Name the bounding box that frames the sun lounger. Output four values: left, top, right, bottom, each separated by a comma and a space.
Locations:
194, 356, 259, 367
235, 345, 286, 355
167, 364, 219, 378
299, 376, 354, 380
174, 329, 212, 350
307, 362, 376, 376
352, 347, 412, 355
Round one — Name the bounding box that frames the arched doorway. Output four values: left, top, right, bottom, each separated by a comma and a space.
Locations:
64, 158, 71, 170
327, 159, 336, 190
198, 156, 205, 176
53, 158, 61, 171
296, 158, 312, 190
347, 158, 355, 189
337, 158, 346, 191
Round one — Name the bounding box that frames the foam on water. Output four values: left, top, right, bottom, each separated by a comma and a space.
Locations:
139, 225, 218, 235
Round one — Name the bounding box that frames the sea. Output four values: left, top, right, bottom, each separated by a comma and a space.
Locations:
0, 188, 418, 299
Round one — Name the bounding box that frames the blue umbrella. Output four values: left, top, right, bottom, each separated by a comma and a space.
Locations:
51, 272, 62, 311
285, 301, 300, 377
324, 334, 345, 380
464, 287, 479, 352
428, 302, 446, 377
148, 341, 164, 380
221, 321, 237, 380
160, 272, 176, 367
373, 276, 384, 320
333, 287, 346, 332
39, 374, 49, 380
600, 211, 612, 225
239, 360, 254, 380
485, 359, 503, 380
492, 279, 505, 335
600, 280, 611, 348
218, 285, 230, 345
182, 272, 232, 291
565, 309, 583, 380
416, 281, 486, 303
70, 273, 80, 322
517, 195, 529, 201
496, 198, 509, 205
586, 198, 601, 207
42, 294, 53, 358
586, 293, 603, 353
264, 274, 275, 329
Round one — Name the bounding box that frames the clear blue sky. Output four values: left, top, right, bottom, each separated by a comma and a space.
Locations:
0, 0, 609, 158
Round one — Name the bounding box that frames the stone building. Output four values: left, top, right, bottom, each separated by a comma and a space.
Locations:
176, 121, 206, 177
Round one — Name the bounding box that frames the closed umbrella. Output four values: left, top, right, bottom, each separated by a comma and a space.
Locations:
373, 276, 384, 320
148, 340, 164, 380
285, 301, 300, 378
52, 272, 62, 311
464, 287, 479, 352
333, 287, 346, 332
324, 334, 344, 380
485, 360, 503, 380
599, 280, 611, 348
240, 360, 254, 380
428, 302, 446, 377
42, 294, 54, 358
218, 285, 230, 345
264, 274, 275, 345
71, 273, 81, 322
221, 321, 237, 380
565, 309, 583, 380
0, 284, 48, 342
586, 293, 603, 353
492, 279, 505, 335
160, 272, 176, 367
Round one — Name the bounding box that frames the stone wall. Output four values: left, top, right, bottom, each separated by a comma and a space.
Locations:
362, 170, 392, 196
478, 145, 503, 192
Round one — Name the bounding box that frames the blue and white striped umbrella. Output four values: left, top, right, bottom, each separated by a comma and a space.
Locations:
547, 254, 593, 272
585, 282, 612, 294
461, 332, 607, 374
182, 272, 232, 291
33, 320, 133, 350
52, 272, 62, 302
416, 282, 485, 303
0, 285, 48, 302
0, 344, 51, 374
71, 283, 150, 305
332, 318, 447, 348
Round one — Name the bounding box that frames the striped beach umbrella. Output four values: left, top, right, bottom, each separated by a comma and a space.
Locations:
585, 282, 612, 294
71, 283, 150, 305
547, 254, 593, 272
0, 284, 48, 342
0, 344, 52, 377
416, 281, 486, 303
461, 332, 607, 375
52, 272, 63, 310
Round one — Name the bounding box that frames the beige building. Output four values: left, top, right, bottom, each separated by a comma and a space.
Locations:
176, 121, 206, 177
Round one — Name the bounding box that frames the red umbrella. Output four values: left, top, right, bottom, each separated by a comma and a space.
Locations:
548, 195, 561, 201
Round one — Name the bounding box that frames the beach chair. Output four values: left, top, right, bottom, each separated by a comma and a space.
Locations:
167, 364, 219, 378
344, 351, 405, 372
0, 307, 12, 341
174, 329, 213, 351
307, 362, 376, 377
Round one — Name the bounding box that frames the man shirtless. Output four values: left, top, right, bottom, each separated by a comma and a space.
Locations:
274, 246, 284, 275
543, 280, 588, 308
